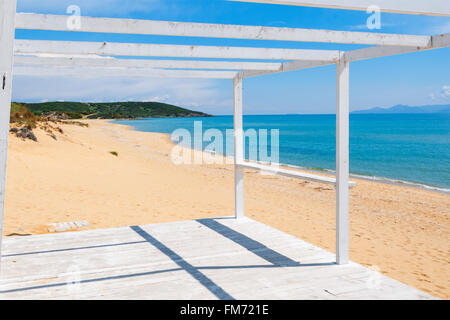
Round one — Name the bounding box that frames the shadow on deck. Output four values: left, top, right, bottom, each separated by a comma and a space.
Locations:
0, 218, 432, 300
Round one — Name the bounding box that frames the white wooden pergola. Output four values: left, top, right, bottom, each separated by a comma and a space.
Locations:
0, 0, 449, 268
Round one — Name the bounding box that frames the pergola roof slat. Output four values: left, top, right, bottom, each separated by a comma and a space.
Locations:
15, 13, 431, 48
13, 65, 238, 79
431, 33, 450, 48
344, 45, 424, 62
240, 59, 333, 78
229, 0, 450, 17
14, 39, 340, 61
14, 55, 283, 71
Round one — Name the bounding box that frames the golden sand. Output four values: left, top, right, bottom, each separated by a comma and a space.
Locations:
4, 120, 449, 299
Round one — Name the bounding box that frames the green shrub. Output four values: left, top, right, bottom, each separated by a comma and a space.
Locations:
10, 103, 38, 129
13, 101, 211, 119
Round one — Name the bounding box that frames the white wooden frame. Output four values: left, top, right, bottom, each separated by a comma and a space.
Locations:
0, 0, 17, 272
15, 13, 432, 47
234, 76, 245, 219
14, 39, 340, 61
336, 57, 350, 264
1, 1, 449, 269
230, 0, 450, 17
14, 55, 284, 71
13, 66, 239, 79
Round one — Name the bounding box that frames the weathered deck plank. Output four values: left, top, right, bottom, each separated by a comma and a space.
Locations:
0, 218, 435, 300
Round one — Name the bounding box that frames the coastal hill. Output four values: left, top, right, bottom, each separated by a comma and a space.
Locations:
13, 101, 211, 119
352, 104, 450, 114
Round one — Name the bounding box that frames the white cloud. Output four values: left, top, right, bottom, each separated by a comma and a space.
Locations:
441, 85, 450, 99
12, 71, 230, 114
428, 85, 450, 102
146, 94, 170, 103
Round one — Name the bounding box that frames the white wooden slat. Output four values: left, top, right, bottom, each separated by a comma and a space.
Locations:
14, 54, 283, 71
343, 35, 449, 63
1, 226, 143, 250
2, 228, 304, 272
281, 59, 334, 72
343, 35, 450, 63
233, 76, 245, 219
14, 39, 341, 61
239, 69, 278, 78
344, 45, 425, 62
12, 66, 238, 79
229, 0, 450, 16
240, 59, 333, 78
15, 13, 432, 47
0, 0, 17, 271
3, 234, 299, 285
236, 161, 356, 187
431, 33, 450, 48
239, 69, 279, 78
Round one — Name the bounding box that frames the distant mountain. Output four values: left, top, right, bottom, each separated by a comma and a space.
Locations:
352, 104, 450, 114
13, 101, 212, 120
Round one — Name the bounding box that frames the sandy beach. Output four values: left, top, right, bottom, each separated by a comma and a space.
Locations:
3, 120, 449, 299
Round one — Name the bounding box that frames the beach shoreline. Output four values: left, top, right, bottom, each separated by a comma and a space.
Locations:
118, 120, 450, 195
4, 119, 449, 299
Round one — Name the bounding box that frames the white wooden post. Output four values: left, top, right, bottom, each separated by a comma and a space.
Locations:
233, 76, 244, 219
0, 0, 17, 270
336, 56, 350, 265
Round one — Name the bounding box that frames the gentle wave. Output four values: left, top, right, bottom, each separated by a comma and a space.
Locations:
178, 134, 450, 194
282, 163, 450, 195
114, 114, 450, 193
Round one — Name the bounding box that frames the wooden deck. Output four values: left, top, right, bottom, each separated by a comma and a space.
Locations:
0, 217, 434, 300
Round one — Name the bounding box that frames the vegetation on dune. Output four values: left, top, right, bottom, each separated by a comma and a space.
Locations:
15, 101, 212, 120
10, 103, 39, 129
9, 100, 210, 142
10, 103, 88, 142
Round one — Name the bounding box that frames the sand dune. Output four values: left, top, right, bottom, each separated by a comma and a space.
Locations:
3, 120, 449, 299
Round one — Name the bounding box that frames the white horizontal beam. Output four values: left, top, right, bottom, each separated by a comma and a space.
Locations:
237, 161, 356, 187
344, 46, 421, 62
14, 54, 283, 71
345, 32, 450, 62
431, 33, 450, 48
240, 59, 334, 78
14, 39, 340, 61
15, 13, 431, 47
230, 0, 450, 16
239, 69, 279, 78
13, 66, 237, 79
281, 59, 334, 72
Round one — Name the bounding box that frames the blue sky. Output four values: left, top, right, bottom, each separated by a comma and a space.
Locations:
12, 0, 450, 115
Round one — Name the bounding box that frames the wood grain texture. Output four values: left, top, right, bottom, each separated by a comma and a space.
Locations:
0, 218, 435, 299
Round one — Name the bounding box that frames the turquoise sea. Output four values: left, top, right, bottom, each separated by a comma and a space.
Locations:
114, 114, 450, 191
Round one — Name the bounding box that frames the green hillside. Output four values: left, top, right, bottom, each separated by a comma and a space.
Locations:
14, 101, 211, 119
